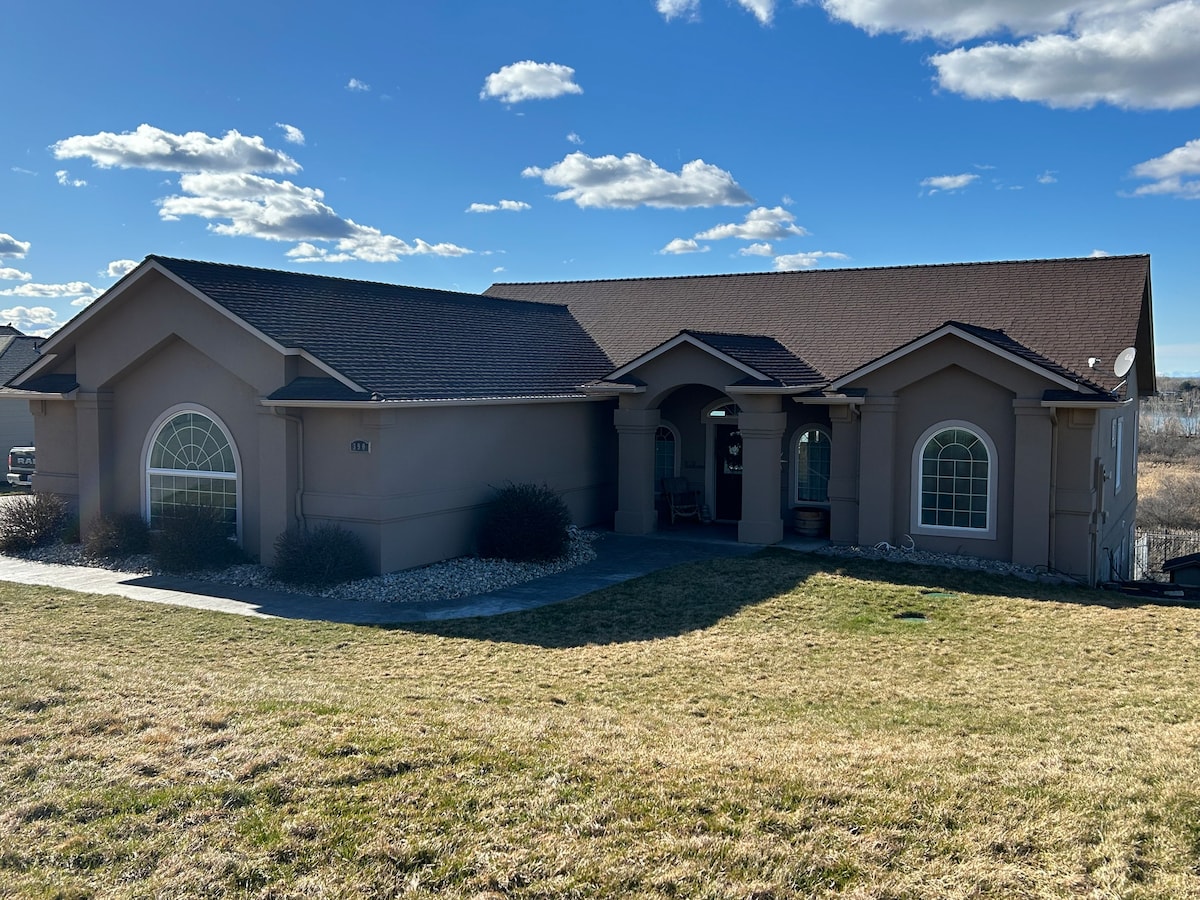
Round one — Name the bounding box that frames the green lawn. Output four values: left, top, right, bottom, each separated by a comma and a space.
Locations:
2, 550, 1199, 898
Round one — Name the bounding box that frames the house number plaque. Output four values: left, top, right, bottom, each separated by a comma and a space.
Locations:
350, 440, 371, 453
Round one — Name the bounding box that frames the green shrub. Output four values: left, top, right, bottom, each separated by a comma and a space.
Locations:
0, 492, 71, 552
84, 512, 151, 561
477, 482, 571, 563
272, 524, 371, 586
151, 506, 244, 573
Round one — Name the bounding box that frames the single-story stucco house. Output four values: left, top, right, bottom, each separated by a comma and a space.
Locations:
8, 253, 1154, 585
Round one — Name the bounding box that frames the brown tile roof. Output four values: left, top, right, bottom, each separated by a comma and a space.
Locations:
149, 257, 613, 401
680, 331, 824, 387
487, 255, 1153, 395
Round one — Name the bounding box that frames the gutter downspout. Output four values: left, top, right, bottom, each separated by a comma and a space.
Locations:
273, 408, 305, 530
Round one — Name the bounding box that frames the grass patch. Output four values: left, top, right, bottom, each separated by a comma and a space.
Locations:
2, 553, 1200, 897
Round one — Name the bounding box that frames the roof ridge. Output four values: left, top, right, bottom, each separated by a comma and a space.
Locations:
488, 253, 1150, 289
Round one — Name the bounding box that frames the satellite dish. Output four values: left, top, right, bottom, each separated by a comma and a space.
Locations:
1114, 347, 1137, 378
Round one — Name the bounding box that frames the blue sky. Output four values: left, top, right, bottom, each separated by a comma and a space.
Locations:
3, 0, 1198, 374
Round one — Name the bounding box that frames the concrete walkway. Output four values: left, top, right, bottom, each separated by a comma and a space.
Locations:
0, 529, 818, 625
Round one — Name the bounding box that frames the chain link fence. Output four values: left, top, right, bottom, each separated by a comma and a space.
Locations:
1134, 529, 1200, 581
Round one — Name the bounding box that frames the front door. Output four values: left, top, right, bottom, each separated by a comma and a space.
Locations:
715, 425, 743, 521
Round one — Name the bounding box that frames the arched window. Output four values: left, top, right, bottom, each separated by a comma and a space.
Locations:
794, 425, 831, 504
654, 423, 680, 492
914, 422, 994, 535
146, 408, 239, 536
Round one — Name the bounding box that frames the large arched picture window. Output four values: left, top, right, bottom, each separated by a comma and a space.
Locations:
794, 425, 831, 504
915, 422, 994, 535
146, 409, 239, 535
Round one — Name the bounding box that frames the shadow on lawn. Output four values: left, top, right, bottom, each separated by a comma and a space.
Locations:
387, 549, 1124, 649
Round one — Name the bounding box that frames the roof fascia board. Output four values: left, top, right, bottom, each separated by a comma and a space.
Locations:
792, 394, 866, 406
606, 332, 769, 383
830, 324, 1091, 394
259, 394, 604, 410
1041, 398, 1130, 410
725, 384, 818, 395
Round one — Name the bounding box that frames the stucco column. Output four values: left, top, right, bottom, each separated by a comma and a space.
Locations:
613, 406, 660, 534
74, 390, 114, 531
737, 406, 787, 545
857, 395, 897, 547
257, 407, 296, 566
827, 403, 861, 544
1012, 400, 1053, 568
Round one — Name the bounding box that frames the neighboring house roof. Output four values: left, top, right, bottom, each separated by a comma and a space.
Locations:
0, 327, 45, 382
487, 255, 1154, 395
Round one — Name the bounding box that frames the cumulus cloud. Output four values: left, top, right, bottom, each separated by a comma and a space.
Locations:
739, 243, 774, 256
0, 268, 32, 281
0, 305, 61, 334
773, 251, 850, 270
816, 0, 1096, 41
55, 169, 87, 187
52, 125, 470, 263
657, 0, 776, 24
347, 78, 370, 92
53, 124, 300, 174
466, 200, 532, 213
523, 152, 752, 209
694, 206, 808, 241
920, 173, 979, 193
0, 234, 31, 258
106, 259, 139, 278
0, 281, 102, 300
659, 238, 708, 254
481, 61, 583, 103
931, 2, 1200, 110
1130, 137, 1200, 198
277, 123, 305, 145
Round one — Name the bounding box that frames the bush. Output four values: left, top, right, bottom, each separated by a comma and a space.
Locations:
84, 512, 151, 561
272, 524, 371, 586
477, 482, 571, 563
0, 492, 71, 552
151, 505, 244, 573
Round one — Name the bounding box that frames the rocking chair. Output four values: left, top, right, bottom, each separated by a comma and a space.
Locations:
662, 476, 702, 525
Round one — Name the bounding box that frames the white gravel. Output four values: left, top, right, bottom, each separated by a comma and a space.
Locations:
812, 539, 1079, 584
16, 527, 602, 605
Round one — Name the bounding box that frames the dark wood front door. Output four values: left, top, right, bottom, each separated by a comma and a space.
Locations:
715, 424, 743, 521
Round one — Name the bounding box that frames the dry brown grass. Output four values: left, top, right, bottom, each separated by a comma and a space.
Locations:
3, 552, 1200, 898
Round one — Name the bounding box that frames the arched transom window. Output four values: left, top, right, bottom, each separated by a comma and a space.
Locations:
916, 424, 992, 532
147, 410, 239, 534
794, 425, 831, 504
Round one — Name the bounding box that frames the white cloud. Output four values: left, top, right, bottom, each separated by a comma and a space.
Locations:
0, 305, 61, 334
0, 268, 32, 281
0, 281, 101, 300
466, 200, 532, 213
55, 169, 87, 187
523, 151, 752, 209
656, 0, 776, 24
493, 266, 506, 273
1130, 137, 1200, 197
773, 250, 850, 270
920, 173, 979, 193
481, 61, 583, 103
660, 238, 709, 254
277, 123, 305, 145
105, 259, 139, 278
567, 132, 584, 145
817, 0, 1093, 41
694, 206, 808, 241
1088, 249, 1112, 257
52, 124, 300, 174
53, 125, 470, 263
657, 0, 700, 21
1037, 170, 1058, 184
0, 234, 31, 258
347, 78, 371, 92
739, 242, 774, 256
11, 167, 36, 176
931, 3, 1200, 110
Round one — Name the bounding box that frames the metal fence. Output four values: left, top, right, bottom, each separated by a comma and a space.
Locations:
1134, 529, 1200, 581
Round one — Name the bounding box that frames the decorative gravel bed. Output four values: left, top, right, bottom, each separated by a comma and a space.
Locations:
812, 539, 1079, 584
16, 528, 602, 605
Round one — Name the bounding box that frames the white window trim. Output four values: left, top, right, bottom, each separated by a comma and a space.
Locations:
1113, 416, 1124, 494
141, 403, 243, 543
792, 423, 831, 508
911, 420, 997, 541
654, 421, 681, 492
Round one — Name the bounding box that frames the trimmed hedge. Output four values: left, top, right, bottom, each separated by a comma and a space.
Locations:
272, 524, 371, 586
477, 483, 571, 563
